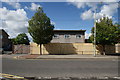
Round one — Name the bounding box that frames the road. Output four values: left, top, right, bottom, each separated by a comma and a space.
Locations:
2, 57, 120, 78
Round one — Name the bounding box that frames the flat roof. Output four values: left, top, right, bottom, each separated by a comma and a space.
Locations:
54, 30, 86, 32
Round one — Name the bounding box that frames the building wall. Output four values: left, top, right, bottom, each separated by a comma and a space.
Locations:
0, 30, 2, 48
30, 43, 120, 55
0, 29, 10, 49
51, 34, 85, 43
0, 39, 2, 48
51, 31, 85, 43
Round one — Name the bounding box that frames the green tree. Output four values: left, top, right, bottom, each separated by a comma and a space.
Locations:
90, 17, 120, 55
12, 33, 30, 45
28, 7, 54, 55
11, 38, 17, 44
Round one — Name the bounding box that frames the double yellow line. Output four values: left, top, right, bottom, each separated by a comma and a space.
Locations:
0, 73, 28, 80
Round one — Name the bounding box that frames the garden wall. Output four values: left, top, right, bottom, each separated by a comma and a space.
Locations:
13, 45, 30, 54
30, 43, 120, 55
30, 43, 97, 55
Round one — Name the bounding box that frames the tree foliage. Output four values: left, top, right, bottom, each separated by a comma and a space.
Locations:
12, 33, 30, 45
28, 7, 54, 55
90, 17, 120, 54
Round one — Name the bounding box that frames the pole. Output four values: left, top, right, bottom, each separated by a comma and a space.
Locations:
93, 9, 96, 57
93, 2, 103, 56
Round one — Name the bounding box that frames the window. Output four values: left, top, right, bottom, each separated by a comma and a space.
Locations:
53, 34, 59, 39
76, 34, 81, 38
64, 34, 70, 39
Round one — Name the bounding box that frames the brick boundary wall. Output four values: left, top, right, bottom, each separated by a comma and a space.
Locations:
13, 45, 30, 54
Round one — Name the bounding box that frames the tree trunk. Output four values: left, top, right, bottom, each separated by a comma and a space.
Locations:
40, 44, 42, 55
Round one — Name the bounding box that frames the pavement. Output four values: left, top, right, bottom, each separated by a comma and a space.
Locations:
0, 73, 26, 80
2, 54, 119, 59
2, 54, 27, 59
1, 72, 120, 80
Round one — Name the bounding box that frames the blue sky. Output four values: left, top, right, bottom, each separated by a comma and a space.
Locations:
0, 1, 119, 40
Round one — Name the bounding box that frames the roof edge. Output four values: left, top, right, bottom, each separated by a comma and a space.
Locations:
0, 29, 9, 36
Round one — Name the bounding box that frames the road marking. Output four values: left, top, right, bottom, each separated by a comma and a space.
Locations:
0, 73, 28, 80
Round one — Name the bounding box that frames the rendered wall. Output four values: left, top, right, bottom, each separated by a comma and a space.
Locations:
30, 43, 98, 55
116, 44, 120, 53
30, 43, 120, 55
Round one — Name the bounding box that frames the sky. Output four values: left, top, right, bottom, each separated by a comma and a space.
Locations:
0, 0, 119, 41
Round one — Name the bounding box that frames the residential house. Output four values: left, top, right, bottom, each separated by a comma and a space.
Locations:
51, 30, 86, 43
0, 29, 11, 51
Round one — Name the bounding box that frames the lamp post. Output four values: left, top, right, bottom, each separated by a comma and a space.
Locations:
93, 2, 103, 57
93, 8, 96, 57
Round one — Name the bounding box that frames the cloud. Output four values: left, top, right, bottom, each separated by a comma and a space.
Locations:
1, 0, 11, 2
81, 9, 93, 20
51, 21, 56, 25
80, 6, 113, 21
67, 0, 118, 20
100, 3, 118, 17
85, 32, 91, 39
2, 0, 21, 9
24, 6, 29, 9
67, 0, 119, 3
7, 2, 21, 9
24, 3, 42, 11
30, 3, 41, 11
1, 0, 119, 2
67, 1, 86, 8
82, 3, 118, 20
0, 7, 28, 38
94, 3, 118, 20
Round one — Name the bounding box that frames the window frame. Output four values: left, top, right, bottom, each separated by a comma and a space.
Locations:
76, 34, 81, 39
64, 34, 70, 39
53, 34, 59, 39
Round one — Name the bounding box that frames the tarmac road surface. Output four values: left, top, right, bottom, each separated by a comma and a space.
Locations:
2, 57, 120, 78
